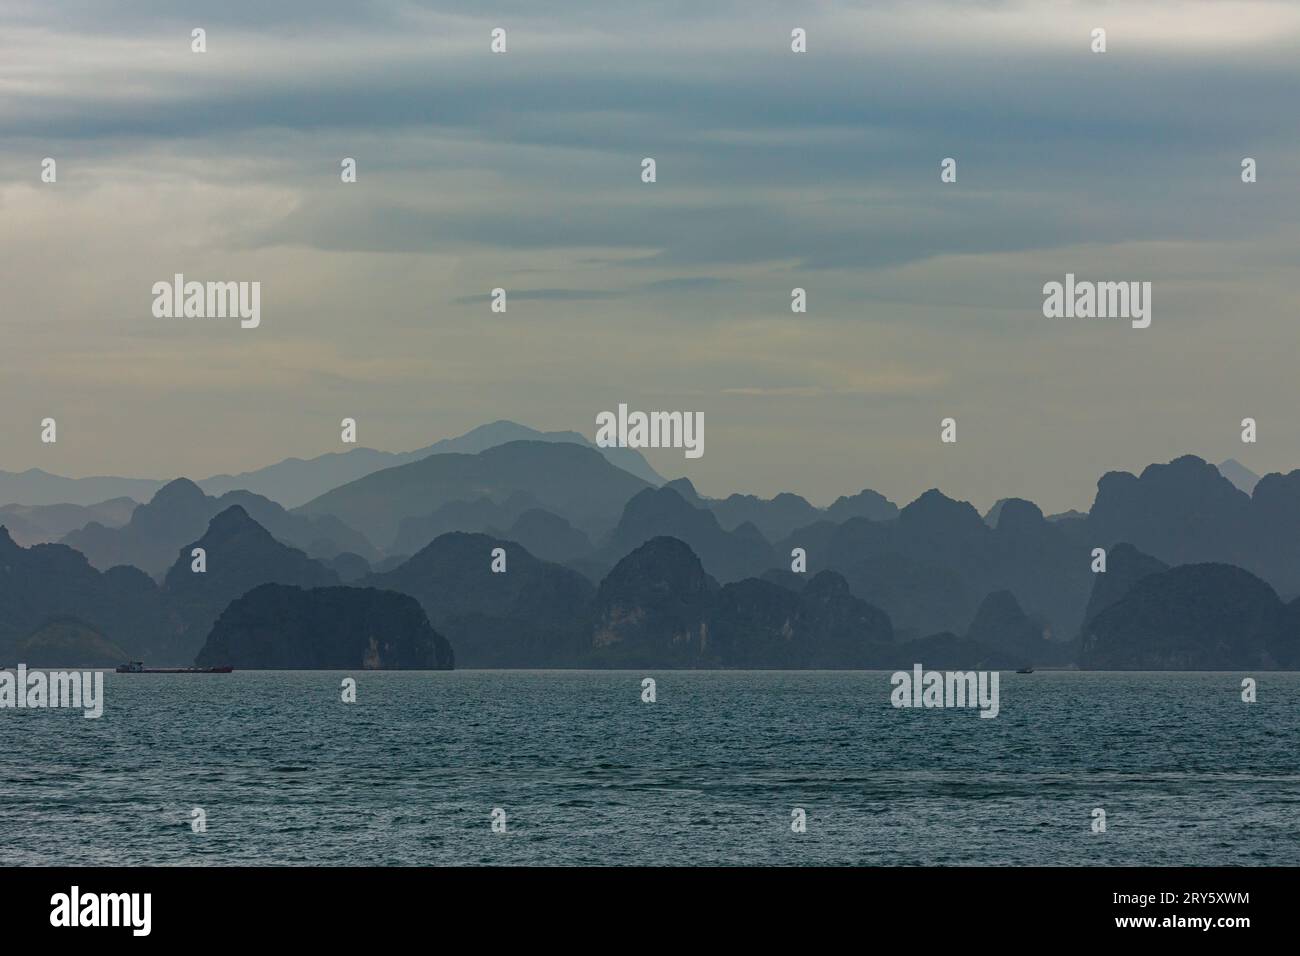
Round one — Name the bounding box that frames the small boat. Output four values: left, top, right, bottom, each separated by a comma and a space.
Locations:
1016, 667, 1034, 674
115, 661, 233, 674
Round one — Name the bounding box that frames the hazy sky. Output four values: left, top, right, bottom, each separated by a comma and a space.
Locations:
2, 0, 1299, 514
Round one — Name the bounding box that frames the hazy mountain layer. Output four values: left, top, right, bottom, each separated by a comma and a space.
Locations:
7, 453, 1300, 670
199, 419, 663, 507
0, 420, 663, 510
62, 478, 375, 578
164, 506, 341, 663
298, 441, 651, 550
0, 498, 136, 546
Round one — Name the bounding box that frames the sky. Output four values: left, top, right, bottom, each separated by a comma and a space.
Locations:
2, 0, 1299, 515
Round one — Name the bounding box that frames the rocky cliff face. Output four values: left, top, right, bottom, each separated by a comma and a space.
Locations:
1079, 563, 1295, 669
591, 536, 718, 666
589, 537, 896, 668
196, 584, 453, 669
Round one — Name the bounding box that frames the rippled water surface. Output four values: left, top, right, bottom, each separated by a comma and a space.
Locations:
2, 670, 1297, 865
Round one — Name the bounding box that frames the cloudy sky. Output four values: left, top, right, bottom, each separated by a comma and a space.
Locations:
2, 0, 1299, 514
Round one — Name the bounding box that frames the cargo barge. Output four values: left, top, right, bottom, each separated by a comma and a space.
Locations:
115, 661, 233, 673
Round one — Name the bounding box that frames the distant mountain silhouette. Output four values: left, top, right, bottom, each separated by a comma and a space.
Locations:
0, 469, 162, 507
163, 505, 340, 663
966, 590, 1042, 653
1, 421, 662, 511
0, 498, 136, 546
709, 492, 821, 540
1080, 563, 1297, 669
816, 515, 972, 637
62, 478, 210, 575
196, 583, 452, 669
964, 589, 1071, 665
774, 519, 841, 569
299, 441, 650, 550
982, 499, 1014, 527
1084, 455, 1300, 599
1243, 469, 1300, 597
791, 489, 1095, 639
825, 489, 899, 523
203, 488, 376, 561
15, 448, 1300, 670
984, 498, 1091, 640
326, 551, 371, 583
1078, 543, 1169, 632
197, 419, 662, 506
390, 492, 542, 555
372, 554, 410, 573
662, 477, 705, 506
898, 488, 990, 564
494, 509, 593, 563
654, 479, 899, 541
197, 449, 407, 512
1087, 456, 1250, 570
365, 531, 594, 667
17, 616, 129, 668
0, 527, 180, 664
814, 489, 992, 634
595, 486, 775, 582
1046, 509, 1088, 525
1218, 458, 1261, 495
62, 478, 375, 577
403, 420, 663, 487
589, 537, 894, 667
368, 532, 897, 667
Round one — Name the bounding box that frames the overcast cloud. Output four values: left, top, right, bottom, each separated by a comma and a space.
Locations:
2, 0, 1298, 513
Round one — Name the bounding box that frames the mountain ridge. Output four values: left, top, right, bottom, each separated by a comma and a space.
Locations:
0, 420, 664, 509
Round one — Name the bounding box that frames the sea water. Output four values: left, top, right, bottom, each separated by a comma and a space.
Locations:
1, 670, 1296, 866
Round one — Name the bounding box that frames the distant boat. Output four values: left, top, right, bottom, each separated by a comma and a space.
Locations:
115, 661, 232, 674
1016, 667, 1034, 674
